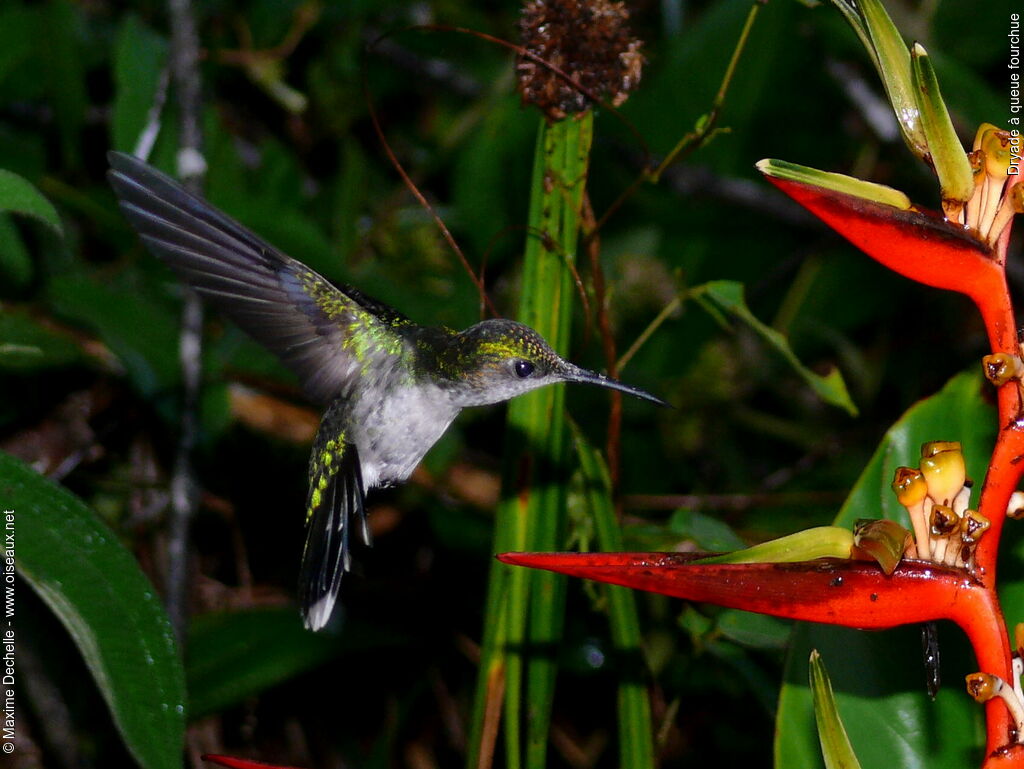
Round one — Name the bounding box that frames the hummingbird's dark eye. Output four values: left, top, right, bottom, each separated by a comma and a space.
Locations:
513, 359, 535, 378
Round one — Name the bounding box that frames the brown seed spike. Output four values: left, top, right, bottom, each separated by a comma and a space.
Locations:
517, 0, 644, 120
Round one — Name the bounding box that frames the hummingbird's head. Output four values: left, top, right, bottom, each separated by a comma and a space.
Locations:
446, 319, 668, 408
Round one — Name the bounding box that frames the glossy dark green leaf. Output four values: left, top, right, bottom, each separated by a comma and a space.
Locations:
0, 451, 185, 769
716, 610, 791, 651
775, 371, 994, 768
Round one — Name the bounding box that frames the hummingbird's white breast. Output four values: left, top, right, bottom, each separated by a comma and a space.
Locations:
348, 369, 463, 490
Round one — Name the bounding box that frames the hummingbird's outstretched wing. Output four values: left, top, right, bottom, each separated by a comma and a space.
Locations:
106, 151, 411, 406
299, 431, 368, 631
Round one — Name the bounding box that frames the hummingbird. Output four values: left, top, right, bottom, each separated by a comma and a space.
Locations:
107, 151, 667, 630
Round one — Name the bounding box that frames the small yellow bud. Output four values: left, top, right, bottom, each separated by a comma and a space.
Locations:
891, 467, 928, 506
920, 445, 967, 505
983, 353, 1023, 387
1015, 623, 1024, 657
965, 672, 1000, 703
965, 671, 1024, 735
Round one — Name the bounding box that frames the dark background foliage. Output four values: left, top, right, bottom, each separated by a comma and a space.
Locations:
0, 0, 1010, 766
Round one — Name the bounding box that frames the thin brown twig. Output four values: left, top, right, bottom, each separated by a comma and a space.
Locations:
581, 194, 622, 487
583, 0, 762, 248
363, 22, 655, 318
361, 74, 499, 319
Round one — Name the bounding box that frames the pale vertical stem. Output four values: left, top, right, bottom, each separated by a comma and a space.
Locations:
165, 0, 206, 642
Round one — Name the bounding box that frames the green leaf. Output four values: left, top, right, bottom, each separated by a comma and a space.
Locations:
569, 422, 655, 769
49, 271, 180, 398
112, 15, 168, 153
776, 370, 994, 768
0, 451, 185, 769
0, 212, 32, 288
0, 312, 81, 371
35, 0, 87, 171
668, 509, 747, 551
809, 650, 863, 769
716, 610, 791, 651
0, 168, 63, 235
691, 280, 858, 416
778, 625, 981, 769
187, 608, 404, 718
0, 6, 33, 87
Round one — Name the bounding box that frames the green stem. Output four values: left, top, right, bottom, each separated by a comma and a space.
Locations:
467, 113, 593, 769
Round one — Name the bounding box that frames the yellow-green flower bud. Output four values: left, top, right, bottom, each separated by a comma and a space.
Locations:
976, 123, 1014, 178
921, 440, 962, 458
920, 446, 966, 505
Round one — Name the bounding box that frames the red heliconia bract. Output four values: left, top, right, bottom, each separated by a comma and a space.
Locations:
502, 172, 1024, 765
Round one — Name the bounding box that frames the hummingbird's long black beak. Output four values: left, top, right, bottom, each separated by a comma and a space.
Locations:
562, 365, 671, 407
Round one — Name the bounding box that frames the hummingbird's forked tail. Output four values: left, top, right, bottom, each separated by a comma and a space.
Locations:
299, 439, 369, 631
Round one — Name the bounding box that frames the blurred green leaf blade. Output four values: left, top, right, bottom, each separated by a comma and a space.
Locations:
187, 608, 408, 718
0, 312, 81, 371
112, 15, 168, 154
0, 168, 62, 236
